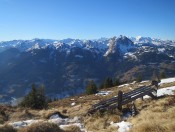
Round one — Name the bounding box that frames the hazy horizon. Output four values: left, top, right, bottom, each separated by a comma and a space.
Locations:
0, 35, 175, 42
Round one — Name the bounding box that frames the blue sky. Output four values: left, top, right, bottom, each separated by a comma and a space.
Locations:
0, 0, 175, 41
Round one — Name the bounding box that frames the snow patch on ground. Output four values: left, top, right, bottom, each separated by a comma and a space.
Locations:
95, 91, 112, 96
71, 102, 76, 106
144, 86, 175, 99
9, 115, 86, 132
157, 86, 175, 96
118, 84, 129, 88
159, 77, 175, 85
60, 123, 86, 131
49, 114, 60, 119
140, 80, 149, 84
111, 121, 132, 132
9, 120, 42, 128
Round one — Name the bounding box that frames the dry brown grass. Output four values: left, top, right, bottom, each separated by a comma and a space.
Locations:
159, 81, 175, 88
48, 93, 106, 117
129, 96, 175, 132
19, 121, 64, 132
84, 116, 119, 132
0, 80, 174, 132
0, 105, 15, 124
10, 109, 35, 121
84, 109, 121, 132
62, 125, 81, 132
0, 125, 17, 132
47, 81, 151, 118
84, 116, 108, 131
0, 113, 7, 124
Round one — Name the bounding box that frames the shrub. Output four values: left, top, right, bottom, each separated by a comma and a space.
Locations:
0, 125, 17, 132
114, 78, 120, 86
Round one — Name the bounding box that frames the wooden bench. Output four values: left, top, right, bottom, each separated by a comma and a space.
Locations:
88, 85, 157, 114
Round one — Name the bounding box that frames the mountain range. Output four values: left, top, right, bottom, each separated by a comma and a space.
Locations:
0, 35, 175, 103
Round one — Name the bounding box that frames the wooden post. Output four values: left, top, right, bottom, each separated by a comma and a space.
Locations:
118, 90, 123, 111
151, 80, 159, 90
141, 96, 144, 101
131, 101, 137, 116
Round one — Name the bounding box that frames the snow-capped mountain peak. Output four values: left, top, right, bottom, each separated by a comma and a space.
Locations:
104, 36, 135, 56
0, 35, 175, 54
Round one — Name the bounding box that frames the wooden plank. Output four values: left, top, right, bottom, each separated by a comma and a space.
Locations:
122, 89, 155, 102
93, 96, 118, 107
123, 87, 156, 100
122, 90, 156, 105
93, 86, 149, 108
94, 100, 118, 110
122, 86, 151, 99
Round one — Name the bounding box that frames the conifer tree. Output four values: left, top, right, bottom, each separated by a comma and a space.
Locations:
114, 78, 120, 86
86, 80, 97, 95
136, 74, 142, 82
103, 77, 113, 88
20, 84, 48, 109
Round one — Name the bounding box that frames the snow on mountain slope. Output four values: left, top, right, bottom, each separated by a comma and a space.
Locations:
130, 36, 175, 46
0, 38, 109, 53
104, 35, 135, 56
0, 36, 175, 54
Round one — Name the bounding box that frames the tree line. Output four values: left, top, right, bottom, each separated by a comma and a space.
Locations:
86, 71, 167, 95
86, 77, 121, 95
19, 71, 166, 109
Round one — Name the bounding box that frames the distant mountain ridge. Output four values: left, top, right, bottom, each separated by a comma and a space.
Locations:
0, 36, 175, 52
0, 35, 175, 103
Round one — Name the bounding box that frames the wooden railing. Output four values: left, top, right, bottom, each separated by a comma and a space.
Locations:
88, 85, 157, 114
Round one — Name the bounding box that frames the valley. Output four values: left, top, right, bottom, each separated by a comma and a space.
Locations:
0, 36, 175, 103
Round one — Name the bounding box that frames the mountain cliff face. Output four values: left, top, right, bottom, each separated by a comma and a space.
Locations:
104, 36, 134, 56
0, 36, 175, 102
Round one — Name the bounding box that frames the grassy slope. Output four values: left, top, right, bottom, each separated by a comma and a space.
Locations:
0, 80, 175, 132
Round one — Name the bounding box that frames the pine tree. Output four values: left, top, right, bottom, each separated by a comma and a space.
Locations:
20, 84, 48, 109
86, 80, 97, 95
37, 84, 48, 109
114, 78, 120, 86
136, 74, 142, 82
103, 77, 113, 88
